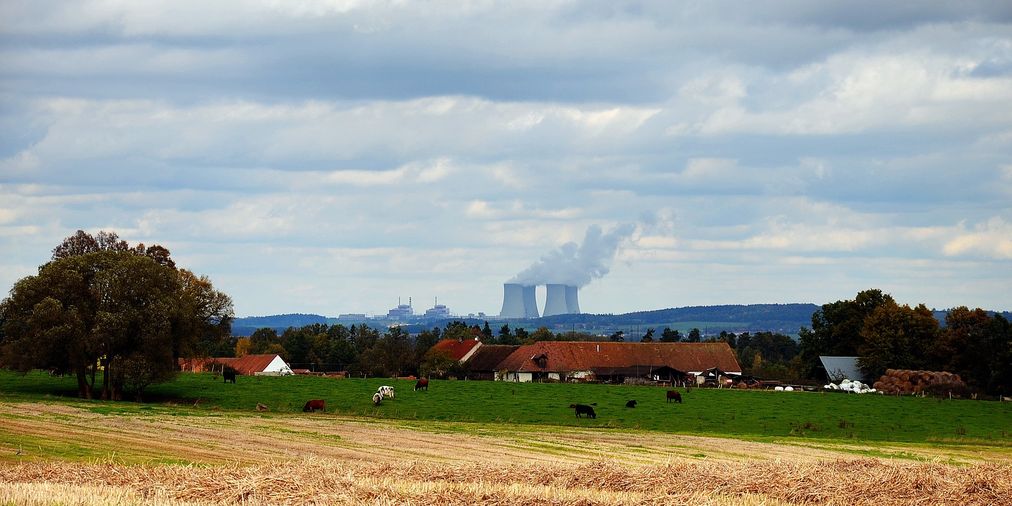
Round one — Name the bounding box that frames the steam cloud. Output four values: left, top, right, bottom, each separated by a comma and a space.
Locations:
509, 223, 636, 287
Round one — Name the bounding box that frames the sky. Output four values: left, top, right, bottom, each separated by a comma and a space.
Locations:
1, 1, 1011, 318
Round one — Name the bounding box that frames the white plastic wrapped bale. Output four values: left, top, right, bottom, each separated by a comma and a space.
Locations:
824, 378, 876, 394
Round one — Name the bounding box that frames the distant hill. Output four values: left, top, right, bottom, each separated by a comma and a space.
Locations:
535, 303, 820, 335
232, 313, 333, 336
231, 304, 821, 337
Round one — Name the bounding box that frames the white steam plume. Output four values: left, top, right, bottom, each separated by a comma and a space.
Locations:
508, 223, 636, 287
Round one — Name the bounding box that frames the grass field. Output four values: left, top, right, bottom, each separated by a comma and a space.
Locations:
1, 370, 1010, 504
2, 371, 1009, 444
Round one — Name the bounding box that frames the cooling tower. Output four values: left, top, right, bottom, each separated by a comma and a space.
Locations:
501, 283, 539, 318
522, 285, 540, 318
500, 283, 526, 318
565, 285, 580, 314
543, 283, 570, 317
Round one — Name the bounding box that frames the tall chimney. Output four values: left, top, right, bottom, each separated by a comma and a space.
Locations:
565, 285, 580, 314
543, 284, 569, 317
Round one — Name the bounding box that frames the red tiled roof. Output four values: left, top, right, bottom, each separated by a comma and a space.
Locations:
430, 338, 482, 362
178, 354, 286, 375
466, 345, 520, 372
496, 342, 741, 374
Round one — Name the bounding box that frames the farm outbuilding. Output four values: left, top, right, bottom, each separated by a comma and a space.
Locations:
818, 356, 866, 383
494, 341, 741, 383
178, 354, 294, 377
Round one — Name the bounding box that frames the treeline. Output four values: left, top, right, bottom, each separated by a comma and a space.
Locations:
228, 321, 489, 378
796, 289, 1012, 396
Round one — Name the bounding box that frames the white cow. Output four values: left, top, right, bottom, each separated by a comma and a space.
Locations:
372, 392, 383, 405
378, 385, 395, 399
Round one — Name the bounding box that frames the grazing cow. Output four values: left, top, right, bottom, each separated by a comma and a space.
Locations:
372, 392, 383, 405
415, 378, 429, 391
625, 400, 637, 408
569, 403, 597, 419
223, 368, 236, 384
378, 385, 395, 399
666, 390, 682, 403
302, 399, 325, 412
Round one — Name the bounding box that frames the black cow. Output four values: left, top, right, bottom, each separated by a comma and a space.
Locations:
666, 390, 682, 403
303, 399, 326, 412
569, 403, 597, 419
625, 400, 637, 408
223, 368, 236, 384
415, 378, 429, 391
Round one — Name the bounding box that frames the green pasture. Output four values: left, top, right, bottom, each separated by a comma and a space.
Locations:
1, 370, 1010, 444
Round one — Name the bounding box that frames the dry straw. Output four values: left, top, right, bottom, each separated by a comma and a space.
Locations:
2, 458, 1009, 505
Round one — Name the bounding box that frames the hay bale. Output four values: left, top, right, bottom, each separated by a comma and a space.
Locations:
874, 369, 967, 396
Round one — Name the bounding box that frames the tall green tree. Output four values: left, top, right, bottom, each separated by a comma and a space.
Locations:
857, 302, 938, 379
413, 327, 442, 368
530, 327, 555, 342
357, 326, 413, 377
660, 327, 681, 342
931, 307, 1012, 394
1, 232, 231, 400
797, 289, 894, 379
324, 324, 356, 370
686, 328, 701, 342
249, 328, 279, 355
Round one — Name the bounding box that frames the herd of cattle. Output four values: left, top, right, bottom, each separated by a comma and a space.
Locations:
221, 373, 686, 419
568, 389, 685, 419
299, 378, 428, 412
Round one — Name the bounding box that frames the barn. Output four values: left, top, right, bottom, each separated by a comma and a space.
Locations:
494, 341, 741, 383
178, 354, 294, 376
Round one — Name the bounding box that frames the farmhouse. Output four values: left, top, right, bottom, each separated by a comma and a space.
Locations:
464, 344, 520, 380
494, 341, 741, 383
429, 337, 483, 363
178, 354, 294, 376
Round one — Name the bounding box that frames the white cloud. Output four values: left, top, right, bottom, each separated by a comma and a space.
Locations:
943, 217, 1012, 259
2, 3, 1011, 315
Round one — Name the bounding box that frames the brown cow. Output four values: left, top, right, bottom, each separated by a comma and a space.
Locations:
666, 390, 682, 403
415, 378, 429, 391
302, 399, 325, 412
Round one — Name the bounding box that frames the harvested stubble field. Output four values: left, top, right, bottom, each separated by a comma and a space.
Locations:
1, 372, 1011, 504
3, 458, 1011, 506
1, 401, 1011, 505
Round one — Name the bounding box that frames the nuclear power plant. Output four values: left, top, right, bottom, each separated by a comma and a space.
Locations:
499, 223, 634, 319
500, 282, 580, 318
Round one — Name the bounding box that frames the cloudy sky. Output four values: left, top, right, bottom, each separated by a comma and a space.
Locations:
2, 1, 1011, 317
